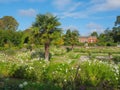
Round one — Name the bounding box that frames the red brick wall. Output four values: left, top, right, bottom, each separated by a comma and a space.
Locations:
79, 36, 97, 43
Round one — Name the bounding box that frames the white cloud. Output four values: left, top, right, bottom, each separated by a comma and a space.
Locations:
54, 0, 120, 19
58, 11, 88, 19
27, 0, 46, 2
86, 22, 104, 34
0, 0, 19, 3
90, 0, 120, 12
53, 0, 72, 10
52, 0, 82, 11
63, 25, 79, 31
18, 9, 37, 17
0, 0, 46, 3
52, 0, 84, 19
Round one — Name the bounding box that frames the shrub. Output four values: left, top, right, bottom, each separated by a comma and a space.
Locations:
0, 62, 18, 78
12, 65, 36, 81
112, 56, 120, 64
79, 60, 119, 88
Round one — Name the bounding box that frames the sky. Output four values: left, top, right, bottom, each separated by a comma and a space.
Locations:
0, 0, 120, 36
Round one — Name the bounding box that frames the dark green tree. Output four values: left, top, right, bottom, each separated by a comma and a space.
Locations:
115, 16, 120, 26
0, 16, 19, 31
98, 28, 114, 46
91, 31, 98, 37
112, 16, 120, 43
64, 29, 79, 50
0, 30, 23, 47
112, 27, 120, 43
32, 13, 61, 61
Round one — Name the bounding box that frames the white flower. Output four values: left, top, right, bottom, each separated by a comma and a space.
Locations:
29, 66, 33, 70
71, 67, 74, 70
61, 68, 63, 71
66, 69, 68, 73
19, 84, 23, 88
52, 72, 55, 74
64, 79, 67, 82
23, 81, 28, 86
116, 77, 119, 80
79, 68, 81, 71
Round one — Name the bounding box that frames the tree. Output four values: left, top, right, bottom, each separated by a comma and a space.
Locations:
112, 16, 120, 43
91, 31, 98, 37
64, 29, 79, 50
112, 27, 120, 43
32, 13, 61, 61
0, 30, 23, 47
0, 19, 5, 30
98, 28, 114, 46
0, 16, 19, 31
115, 16, 120, 26
64, 29, 71, 45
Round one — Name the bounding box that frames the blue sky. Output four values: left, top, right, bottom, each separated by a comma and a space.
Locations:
0, 0, 120, 35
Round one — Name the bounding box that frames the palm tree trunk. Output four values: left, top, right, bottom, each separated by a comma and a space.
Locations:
44, 43, 49, 61
71, 44, 74, 50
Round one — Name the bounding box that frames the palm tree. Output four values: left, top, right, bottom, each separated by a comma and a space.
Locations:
32, 13, 61, 61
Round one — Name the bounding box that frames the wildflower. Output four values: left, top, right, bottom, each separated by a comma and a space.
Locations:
71, 67, 74, 70
66, 69, 68, 73
116, 77, 118, 80
79, 68, 81, 71
52, 72, 55, 74
19, 84, 23, 88
64, 79, 67, 82
60, 68, 62, 71
29, 66, 33, 70
23, 81, 28, 86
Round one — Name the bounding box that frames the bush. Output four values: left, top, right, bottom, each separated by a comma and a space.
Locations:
12, 65, 36, 81
79, 60, 119, 88
0, 62, 18, 78
112, 56, 120, 64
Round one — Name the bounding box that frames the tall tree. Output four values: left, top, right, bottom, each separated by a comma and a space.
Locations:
64, 29, 79, 50
32, 13, 61, 61
112, 27, 120, 42
112, 16, 120, 43
91, 31, 98, 37
0, 16, 19, 31
115, 16, 120, 26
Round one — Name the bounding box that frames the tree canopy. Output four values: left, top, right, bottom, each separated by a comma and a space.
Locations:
0, 16, 19, 31
64, 29, 79, 49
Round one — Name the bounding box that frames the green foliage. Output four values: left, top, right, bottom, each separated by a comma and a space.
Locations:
0, 46, 120, 89
91, 31, 98, 37
64, 29, 79, 49
0, 62, 18, 78
0, 16, 19, 31
12, 65, 36, 80
115, 16, 120, 26
112, 26, 120, 43
50, 47, 66, 56
32, 13, 61, 61
32, 13, 61, 44
79, 61, 118, 87
97, 16, 120, 44
113, 56, 120, 64
24, 83, 62, 90
0, 30, 23, 47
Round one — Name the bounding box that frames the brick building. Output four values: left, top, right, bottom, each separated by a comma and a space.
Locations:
79, 36, 97, 43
